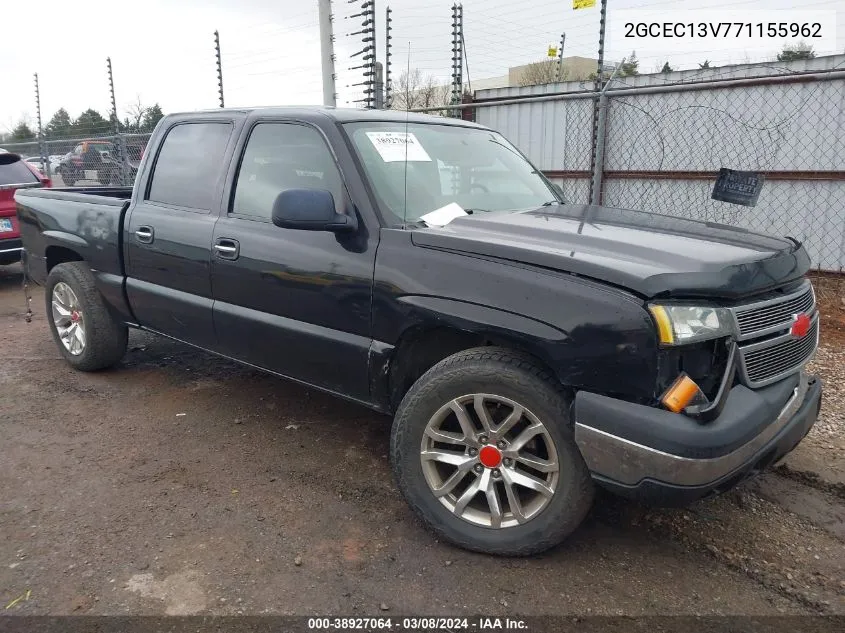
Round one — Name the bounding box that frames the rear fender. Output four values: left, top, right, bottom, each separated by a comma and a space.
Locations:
41, 232, 133, 323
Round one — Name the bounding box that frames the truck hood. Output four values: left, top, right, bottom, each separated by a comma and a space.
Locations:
411, 205, 810, 299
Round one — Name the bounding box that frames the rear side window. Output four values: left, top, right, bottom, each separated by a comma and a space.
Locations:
147, 122, 232, 210
0, 158, 39, 186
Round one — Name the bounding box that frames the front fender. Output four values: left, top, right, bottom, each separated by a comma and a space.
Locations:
398, 295, 566, 343
373, 229, 660, 406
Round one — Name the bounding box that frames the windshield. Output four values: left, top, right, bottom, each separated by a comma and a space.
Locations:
344, 121, 560, 225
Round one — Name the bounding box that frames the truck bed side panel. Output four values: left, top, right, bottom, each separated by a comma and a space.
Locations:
16, 188, 134, 322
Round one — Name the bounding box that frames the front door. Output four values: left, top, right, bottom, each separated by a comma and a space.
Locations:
210, 121, 377, 401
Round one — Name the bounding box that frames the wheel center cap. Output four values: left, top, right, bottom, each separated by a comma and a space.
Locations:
71, 311, 80, 323
479, 445, 502, 468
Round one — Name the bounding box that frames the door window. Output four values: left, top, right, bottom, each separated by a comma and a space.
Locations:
231, 123, 345, 221
147, 122, 232, 210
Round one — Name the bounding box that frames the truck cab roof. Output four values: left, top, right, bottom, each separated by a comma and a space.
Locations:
165, 106, 486, 128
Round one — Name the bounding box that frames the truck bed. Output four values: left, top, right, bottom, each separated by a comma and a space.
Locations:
33, 186, 134, 202
15, 186, 131, 296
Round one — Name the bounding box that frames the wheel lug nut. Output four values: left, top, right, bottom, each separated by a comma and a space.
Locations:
468, 448, 478, 456
479, 435, 488, 444
474, 464, 484, 473
497, 440, 506, 449
492, 469, 501, 478
503, 458, 513, 467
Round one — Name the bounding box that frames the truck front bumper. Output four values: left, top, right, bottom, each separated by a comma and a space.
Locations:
573, 370, 822, 506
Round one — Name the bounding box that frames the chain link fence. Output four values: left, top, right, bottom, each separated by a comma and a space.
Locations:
475, 86, 596, 205
600, 72, 845, 272
1, 132, 152, 188
471, 57, 845, 272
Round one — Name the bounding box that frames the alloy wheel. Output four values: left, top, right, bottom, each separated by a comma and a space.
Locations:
52, 282, 86, 356
420, 393, 560, 529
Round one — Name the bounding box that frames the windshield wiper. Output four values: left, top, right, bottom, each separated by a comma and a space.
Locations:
541, 200, 562, 206
463, 208, 489, 214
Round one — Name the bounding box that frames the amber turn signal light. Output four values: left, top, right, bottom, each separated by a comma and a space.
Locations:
660, 373, 706, 413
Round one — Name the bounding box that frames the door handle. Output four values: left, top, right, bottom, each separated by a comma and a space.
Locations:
214, 238, 240, 260
135, 226, 154, 244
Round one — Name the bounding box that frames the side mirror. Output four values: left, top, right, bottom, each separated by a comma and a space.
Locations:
271, 189, 357, 233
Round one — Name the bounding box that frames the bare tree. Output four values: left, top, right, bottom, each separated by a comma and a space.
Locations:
125, 95, 145, 132
419, 75, 451, 111
517, 60, 566, 87
390, 69, 450, 112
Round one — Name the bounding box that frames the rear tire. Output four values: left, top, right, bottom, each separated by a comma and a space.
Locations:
45, 262, 128, 371
390, 347, 594, 556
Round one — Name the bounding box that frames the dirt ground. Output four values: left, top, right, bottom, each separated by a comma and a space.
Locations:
1, 263, 843, 617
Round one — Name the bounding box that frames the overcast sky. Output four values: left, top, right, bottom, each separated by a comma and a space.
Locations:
2, 0, 842, 135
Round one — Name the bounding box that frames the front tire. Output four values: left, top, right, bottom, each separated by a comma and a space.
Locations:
390, 347, 594, 556
45, 262, 128, 371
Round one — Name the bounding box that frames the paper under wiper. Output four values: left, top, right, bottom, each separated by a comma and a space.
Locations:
419, 203, 468, 227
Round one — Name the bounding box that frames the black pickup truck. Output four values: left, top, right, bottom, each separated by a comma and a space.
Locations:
16, 108, 822, 555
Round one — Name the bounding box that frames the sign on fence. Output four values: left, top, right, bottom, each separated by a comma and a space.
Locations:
711, 168, 765, 207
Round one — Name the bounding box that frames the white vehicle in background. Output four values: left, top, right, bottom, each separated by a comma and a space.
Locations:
24, 156, 48, 171
23, 155, 62, 175
47, 155, 63, 173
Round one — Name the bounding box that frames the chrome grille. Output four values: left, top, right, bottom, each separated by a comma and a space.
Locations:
741, 318, 819, 386
734, 285, 815, 339
731, 280, 819, 388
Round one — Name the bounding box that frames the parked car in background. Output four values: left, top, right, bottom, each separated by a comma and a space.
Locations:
0, 153, 50, 265
123, 139, 146, 180
48, 154, 63, 174
57, 139, 144, 186
25, 155, 64, 175
58, 140, 116, 186
24, 156, 48, 173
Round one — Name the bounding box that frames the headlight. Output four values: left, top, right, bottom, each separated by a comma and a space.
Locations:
648, 304, 734, 345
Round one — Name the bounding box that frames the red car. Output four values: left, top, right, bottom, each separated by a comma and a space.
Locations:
0, 152, 51, 265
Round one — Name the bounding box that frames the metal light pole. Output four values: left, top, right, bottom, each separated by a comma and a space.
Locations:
318, 0, 337, 107
589, 0, 609, 205
450, 3, 464, 118
34, 73, 49, 176
348, 0, 377, 108
557, 33, 567, 83
214, 30, 225, 108
595, 0, 607, 88
384, 5, 393, 108
107, 57, 127, 186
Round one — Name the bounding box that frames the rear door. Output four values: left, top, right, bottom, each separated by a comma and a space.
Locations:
210, 118, 378, 401
125, 117, 239, 348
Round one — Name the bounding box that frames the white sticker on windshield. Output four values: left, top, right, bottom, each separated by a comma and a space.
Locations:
420, 202, 467, 227
366, 132, 432, 163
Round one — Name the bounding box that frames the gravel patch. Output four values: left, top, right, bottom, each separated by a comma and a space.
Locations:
806, 344, 845, 444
